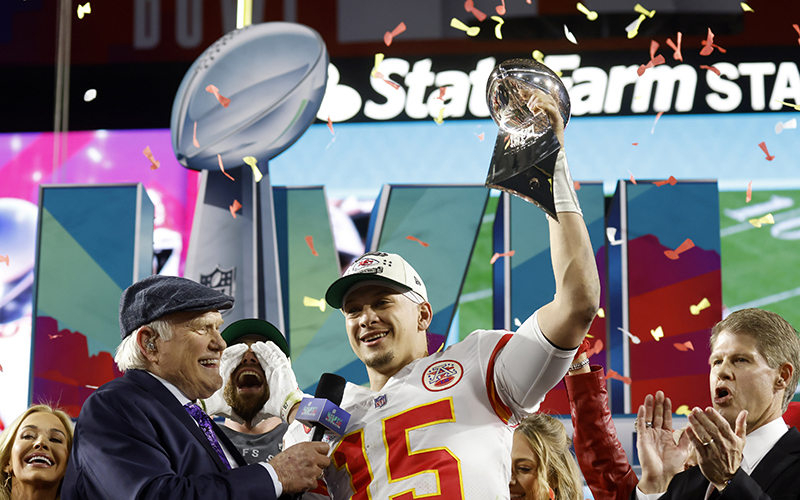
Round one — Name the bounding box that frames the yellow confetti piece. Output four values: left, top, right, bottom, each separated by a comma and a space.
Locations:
532, 50, 545, 63
491, 15, 504, 39
749, 213, 775, 228
450, 18, 480, 37
650, 326, 664, 341
740, 2, 754, 12
371, 53, 385, 78
303, 296, 326, 312
626, 14, 646, 39
774, 100, 800, 111
77, 2, 91, 19
243, 156, 263, 182
434, 107, 445, 124
597, 307, 605, 318
634, 3, 655, 18
690, 298, 711, 315
675, 404, 691, 416
577, 2, 598, 20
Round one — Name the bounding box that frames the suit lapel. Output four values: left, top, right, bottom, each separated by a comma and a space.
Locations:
126, 370, 231, 471
748, 427, 800, 492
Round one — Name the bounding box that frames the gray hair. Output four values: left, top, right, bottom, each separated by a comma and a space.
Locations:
114, 317, 173, 371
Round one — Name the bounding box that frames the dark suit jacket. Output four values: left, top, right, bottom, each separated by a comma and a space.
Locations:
61, 369, 278, 500
632, 427, 800, 500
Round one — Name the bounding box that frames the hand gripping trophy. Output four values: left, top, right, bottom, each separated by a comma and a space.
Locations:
485, 59, 572, 219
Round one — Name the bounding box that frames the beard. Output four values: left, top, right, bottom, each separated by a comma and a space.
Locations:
365, 350, 395, 370
223, 378, 270, 424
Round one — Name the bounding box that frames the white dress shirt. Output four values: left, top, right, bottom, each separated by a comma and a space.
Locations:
636, 417, 789, 500
147, 371, 283, 497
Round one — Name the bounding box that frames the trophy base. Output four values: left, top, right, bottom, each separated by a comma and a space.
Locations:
484, 129, 561, 221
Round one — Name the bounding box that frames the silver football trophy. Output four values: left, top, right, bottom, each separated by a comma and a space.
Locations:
485, 59, 571, 220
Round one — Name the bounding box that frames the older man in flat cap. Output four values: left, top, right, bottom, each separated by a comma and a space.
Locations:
61, 275, 329, 500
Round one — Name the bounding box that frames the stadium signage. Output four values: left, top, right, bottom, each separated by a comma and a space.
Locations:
318, 52, 800, 123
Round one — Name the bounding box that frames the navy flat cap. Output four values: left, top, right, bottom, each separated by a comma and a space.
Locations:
119, 275, 234, 339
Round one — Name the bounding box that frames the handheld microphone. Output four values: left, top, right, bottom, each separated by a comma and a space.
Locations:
296, 373, 349, 441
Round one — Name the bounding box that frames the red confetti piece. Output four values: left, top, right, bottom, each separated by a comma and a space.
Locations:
586, 339, 604, 358
143, 146, 160, 170
700, 28, 715, 56
327, 116, 334, 135
490, 250, 515, 265
651, 111, 664, 134
464, 0, 487, 21
605, 369, 632, 385
548, 487, 555, 500
0, 362, 3, 372
305, 235, 319, 256
700, 65, 720, 76
653, 175, 678, 187
674, 341, 694, 352
383, 22, 406, 46
48, 334, 62, 339
372, 71, 401, 90
217, 154, 235, 181
574, 181, 581, 190
229, 199, 242, 219
0, 254, 8, 266
746, 181, 753, 203
666, 32, 683, 61
436, 87, 446, 101
794, 24, 800, 45
205, 84, 231, 108
758, 141, 775, 161
630, 174, 637, 185
664, 238, 695, 260
406, 235, 430, 247
476, 132, 485, 141
193, 121, 200, 148
632, 142, 639, 146
496, 0, 506, 16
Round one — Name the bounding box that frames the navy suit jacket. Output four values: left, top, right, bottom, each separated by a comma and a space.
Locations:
633, 427, 800, 500
62, 369, 279, 500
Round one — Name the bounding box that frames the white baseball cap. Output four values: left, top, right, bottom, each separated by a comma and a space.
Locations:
325, 252, 428, 309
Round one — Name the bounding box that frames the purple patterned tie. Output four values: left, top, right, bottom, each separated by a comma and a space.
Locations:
184, 403, 232, 469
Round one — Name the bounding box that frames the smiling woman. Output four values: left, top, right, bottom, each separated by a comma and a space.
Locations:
0, 405, 74, 500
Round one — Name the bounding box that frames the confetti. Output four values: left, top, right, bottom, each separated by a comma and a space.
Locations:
675, 404, 691, 416
193, 121, 200, 148
85, 384, 99, 390
205, 84, 231, 108
741, 2, 754, 12
305, 235, 319, 256
564, 24, 578, 44
491, 15, 504, 39
77, 2, 91, 19
774, 99, 800, 111
406, 235, 430, 247
651, 326, 664, 341
597, 308, 605, 318
746, 180, 753, 202
586, 339, 604, 357
775, 118, 797, 134
434, 107, 445, 124
217, 154, 235, 181
327, 116, 334, 135
638, 40, 666, 76
142, 146, 160, 170
629, 171, 637, 184
632, 142, 639, 146
495, 0, 506, 16
666, 32, 683, 61
758, 141, 775, 161
548, 487, 555, 500
436, 87, 446, 101
650, 111, 664, 134
383, 22, 406, 46
303, 296, 326, 312
700, 65, 720, 76
0, 255, 8, 266
626, 14, 646, 39
83, 89, 97, 102
664, 238, 695, 260
464, 0, 487, 22
48, 334, 62, 339
573, 181, 581, 191
617, 327, 641, 344
229, 199, 242, 219
0, 362, 3, 372
634, 3, 655, 18
372, 72, 401, 90
674, 341, 695, 352
532, 50, 545, 64
749, 213, 775, 228
577, 2, 598, 21
700, 28, 726, 56
794, 24, 800, 45
450, 18, 480, 37
690, 297, 711, 315
371, 53, 385, 77
490, 250, 515, 265
606, 227, 623, 246
605, 369, 632, 385
243, 156, 263, 182
653, 175, 678, 187
475, 132, 485, 141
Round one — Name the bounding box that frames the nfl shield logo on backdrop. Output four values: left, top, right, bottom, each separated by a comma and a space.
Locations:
200, 266, 236, 314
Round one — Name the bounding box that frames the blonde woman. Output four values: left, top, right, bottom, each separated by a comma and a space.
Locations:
510, 413, 583, 500
0, 405, 73, 500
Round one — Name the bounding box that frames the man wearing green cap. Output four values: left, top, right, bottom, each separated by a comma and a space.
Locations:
204, 318, 302, 465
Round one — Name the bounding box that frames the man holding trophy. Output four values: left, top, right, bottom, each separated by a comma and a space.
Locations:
284, 60, 601, 499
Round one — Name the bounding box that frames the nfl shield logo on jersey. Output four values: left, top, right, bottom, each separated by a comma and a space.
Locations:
373, 395, 387, 409
422, 360, 464, 392
200, 265, 236, 315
